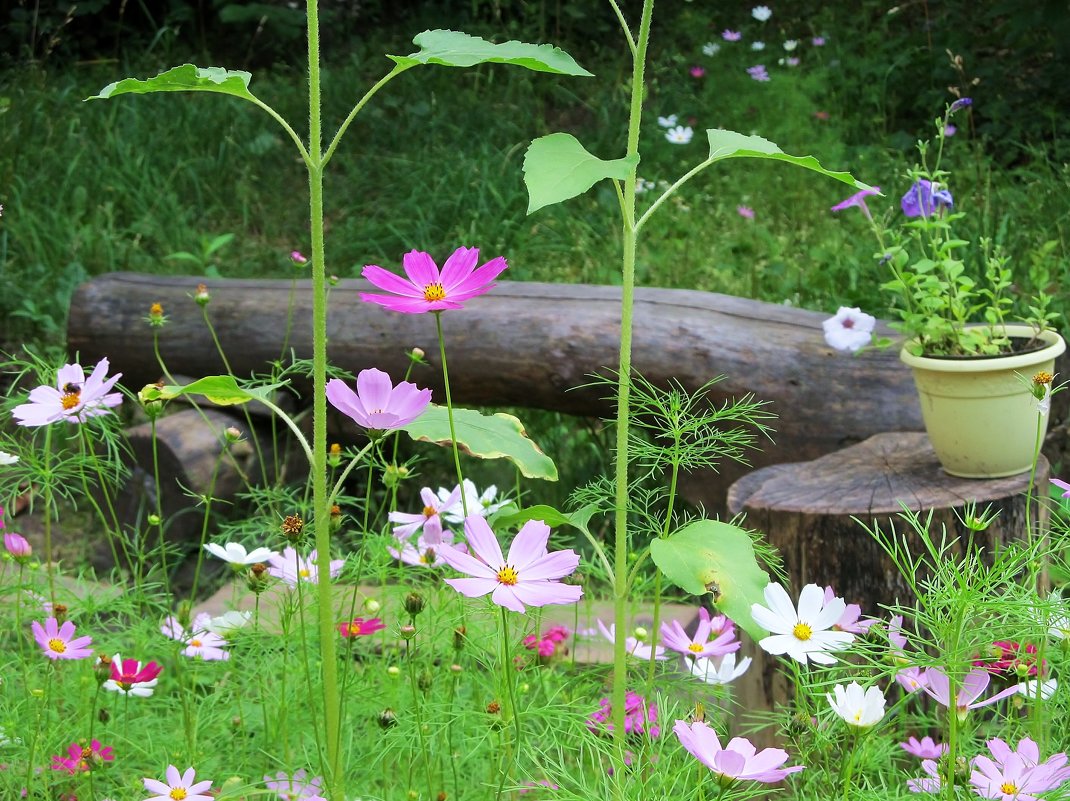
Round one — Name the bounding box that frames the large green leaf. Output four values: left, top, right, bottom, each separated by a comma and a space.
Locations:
88, 64, 259, 103
390, 30, 592, 76
140, 376, 283, 406
401, 405, 557, 481
649, 520, 770, 641
523, 133, 640, 213
495, 503, 598, 534
704, 129, 874, 191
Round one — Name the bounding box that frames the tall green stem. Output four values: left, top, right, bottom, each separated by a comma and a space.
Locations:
610, 0, 654, 742
435, 312, 469, 518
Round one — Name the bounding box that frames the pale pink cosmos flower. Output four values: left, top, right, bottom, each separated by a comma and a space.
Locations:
922, 667, 1019, 719
32, 617, 93, 660
360, 246, 508, 314
823, 307, 876, 352
143, 765, 213, 801
12, 358, 123, 427
597, 619, 668, 661
103, 654, 163, 697
1051, 478, 1070, 498
907, 760, 942, 793
436, 516, 582, 613
389, 485, 460, 541
265, 768, 325, 800
161, 613, 230, 661
746, 65, 771, 82
388, 528, 463, 568
970, 737, 1070, 800
660, 608, 740, 659
895, 667, 929, 693
326, 368, 431, 431
267, 547, 344, 586
824, 586, 876, 633
737, 205, 756, 219
4, 531, 31, 560
674, 720, 804, 783
722, 30, 742, 41
901, 736, 948, 759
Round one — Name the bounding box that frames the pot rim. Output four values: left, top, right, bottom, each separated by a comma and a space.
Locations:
899, 325, 1065, 373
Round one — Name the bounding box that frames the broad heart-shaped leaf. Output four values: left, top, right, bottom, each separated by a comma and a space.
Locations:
140, 376, 283, 406
495, 503, 598, 534
524, 133, 640, 213
649, 520, 770, 641
88, 64, 258, 103
401, 405, 558, 481
390, 30, 592, 76
705, 129, 875, 191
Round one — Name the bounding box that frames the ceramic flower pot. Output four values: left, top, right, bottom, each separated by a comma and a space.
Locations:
899, 325, 1066, 478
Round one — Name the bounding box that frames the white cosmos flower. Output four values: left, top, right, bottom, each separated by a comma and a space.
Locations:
783, 39, 798, 51
823, 306, 876, 352
203, 542, 277, 566
751, 41, 766, 51
702, 42, 721, 56
204, 610, 252, 636
1016, 678, 1057, 701
665, 125, 694, 145
752, 5, 772, 21
0, 451, 18, 465
657, 114, 679, 128
690, 652, 752, 685
751, 583, 854, 664
827, 681, 886, 727
437, 479, 508, 525
597, 619, 668, 661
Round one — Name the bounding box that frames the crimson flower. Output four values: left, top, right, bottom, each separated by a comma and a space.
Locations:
360, 247, 508, 314
338, 617, 385, 638
103, 654, 163, 696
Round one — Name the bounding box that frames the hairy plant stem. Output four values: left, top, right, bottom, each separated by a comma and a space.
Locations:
647, 456, 680, 683
435, 312, 469, 518
41, 425, 56, 606
186, 448, 227, 603
494, 606, 521, 801
610, 0, 654, 744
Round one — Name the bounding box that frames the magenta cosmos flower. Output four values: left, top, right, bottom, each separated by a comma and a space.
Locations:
674, 720, 804, 784
326, 368, 431, 431
437, 516, 583, 613
102, 654, 163, 697
5, 531, 31, 560
360, 246, 509, 313
32, 617, 93, 660
143, 765, 213, 801
338, 617, 386, 638
51, 739, 115, 774
12, 358, 123, 427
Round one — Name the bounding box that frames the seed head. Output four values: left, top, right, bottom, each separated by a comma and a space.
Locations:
282, 514, 305, 543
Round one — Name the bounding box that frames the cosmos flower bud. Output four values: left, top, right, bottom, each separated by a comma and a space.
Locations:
387, 665, 400, 677
52, 604, 68, 623
94, 653, 113, 684
146, 302, 167, 328
453, 626, 467, 651
194, 283, 211, 306
223, 426, 243, 444
247, 563, 270, 594
378, 708, 398, 728
410, 347, 426, 362
399, 624, 417, 640
147, 514, 162, 526
328, 443, 342, 467
4, 532, 32, 561
404, 592, 425, 617
632, 626, 649, 641
949, 97, 972, 114
363, 597, 381, 614
290, 250, 308, 265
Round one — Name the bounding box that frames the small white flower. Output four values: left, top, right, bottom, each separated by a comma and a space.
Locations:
657, 114, 679, 128
204, 610, 252, 636
702, 42, 721, 56
751, 5, 772, 21
437, 479, 508, 525
751, 583, 854, 664
751, 41, 766, 51
0, 451, 18, 465
783, 39, 798, 51
822, 306, 876, 352
203, 541, 277, 566
1016, 678, 1057, 701
665, 125, 694, 145
690, 652, 752, 685
635, 178, 656, 194
827, 682, 886, 727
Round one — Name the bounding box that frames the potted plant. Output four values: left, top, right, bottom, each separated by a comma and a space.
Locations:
825, 99, 1064, 478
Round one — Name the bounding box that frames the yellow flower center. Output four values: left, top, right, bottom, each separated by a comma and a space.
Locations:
853, 711, 863, 722
170, 789, 188, 801
792, 623, 813, 641
423, 505, 436, 518
61, 391, 81, 410
81, 746, 93, 759
423, 282, 446, 302
1000, 783, 1018, 796
688, 643, 705, 653
48, 638, 67, 653
298, 568, 311, 578
496, 566, 519, 586
190, 639, 202, 648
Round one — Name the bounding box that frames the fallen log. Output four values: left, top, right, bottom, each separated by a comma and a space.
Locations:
69, 273, 930, 509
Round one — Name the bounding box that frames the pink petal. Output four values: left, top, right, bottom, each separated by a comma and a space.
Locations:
362, 264, 423, 298
401, 250, 442, 287
713, 748, 748, 778
56, 363, 87, 389
143, 779, 172, 794
358, 292, 439, 313
438, 247, 480, 290
180, 767, 197, 787
516, 550, 580, 582
448, 255, 508, 299
355, 369, 393, 413
437, 546, 497, 579
505, 520, 551, 569
491, 583, 528, 612
509, 580, 583, 608
464, 516, 506, 566
166, 765, 183, 786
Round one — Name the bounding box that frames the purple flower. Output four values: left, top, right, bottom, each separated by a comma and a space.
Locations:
265, 768, 325, 800
660, 607, 740, 659
360, 247, 508, 314
812, 36, 826, 46
900, 179, 954, 218
674, 720, 804, 783
922, 667, 1019, 719
746, 64, 771, 82
949, 97, 972, 114
970, 737, 1070, 800
901, 736, 948, 759
589, 691, 660, 738
32, 617, 93, 660
737, 204, 756, 219
908, 760, 942, 794
326, 368, 431, 431
830, 186, 881, 220
690, 66, 706, 78
436, 516, 583, 613
1051, 478, 1070, 498
944, 124, 957, 137
12, 358, 123, 427
722, 30, 742, 41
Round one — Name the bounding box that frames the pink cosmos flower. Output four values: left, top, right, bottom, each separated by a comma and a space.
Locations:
338, 617, 386, 638
589, 692, 660, 738
360, 247, 508, 314
974, 640, 1042, 677
436, 516, 582, 613
51, 740, 115, 774
823, 587, 876, 633
290, 250, 308, 265
895, 667, 929, 693
746, 65, 770, 82
389, 530, 458, 568
389, 485, 460, 541
524, 626, 570, 658
103, 654, 163, 696
265, 768, 326, 800
267, 547, 344, 586
143, 765, 213, 801
830, 186, 881, 220
674, 720, 804, 783
161, 614, 230, 661
722, 30, 742, 41
32, 617, 93, 660
690, 66, 707, 78
922, 667, 1019, 719
737, 205, 755, 219
970, 738, 1070, 800
12, 358, 123, 427
4, 531, 31, 559
901, 736, 948, 759
812, 36, 826, 46
661, 607, 740, 659
887, 614, 910, 651
596, 619, 667, 661
326, 368, 431, 431
907, 760, 942, 793
1051, 478, 1070, 497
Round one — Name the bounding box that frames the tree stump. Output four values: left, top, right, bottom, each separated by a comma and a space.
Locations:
724, 431, 1049, 728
